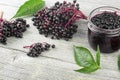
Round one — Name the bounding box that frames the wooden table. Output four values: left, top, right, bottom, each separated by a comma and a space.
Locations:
0, 0, 120, 80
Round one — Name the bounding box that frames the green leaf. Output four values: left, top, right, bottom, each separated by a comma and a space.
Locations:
74, 46, 96, 68
12, 0, 45, 18
75, 65, 99, 73
74, 46, 101, 73
96, 46, 100, 66
118, 55, 120, 71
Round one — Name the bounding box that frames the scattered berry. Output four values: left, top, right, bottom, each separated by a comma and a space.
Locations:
73, 0, 77, 3
32, 0, 87, 41
51, 44, 55, 48
23, 42, 56, 57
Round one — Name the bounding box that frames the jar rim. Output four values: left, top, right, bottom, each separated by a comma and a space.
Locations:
89, 6, 120, 34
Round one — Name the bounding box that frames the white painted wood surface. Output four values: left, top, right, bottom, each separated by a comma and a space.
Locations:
0, 0, 120, 80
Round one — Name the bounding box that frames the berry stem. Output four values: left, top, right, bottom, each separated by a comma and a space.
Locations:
0, 33, 2, 36
0, 11, 3, 19
23, 46, 33, 49
0, 11, 3, 26
64, 9, 87, 28
23, 42, 41, 49
65, 10, 77, 28
77, 10, 87, 19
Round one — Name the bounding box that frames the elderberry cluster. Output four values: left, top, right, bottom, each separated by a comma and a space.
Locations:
0, 18, 29, 44
32, 0, 87, 41
24, 42, 55, 57
91, 11, 120, 29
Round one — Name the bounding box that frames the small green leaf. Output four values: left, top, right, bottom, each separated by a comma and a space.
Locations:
96, 46, 100, 66
74, 46, 101, 73
118, 55, 120, 71
74, 46, 96, 68
75, 65, 99, 73
12, 0, 45, 18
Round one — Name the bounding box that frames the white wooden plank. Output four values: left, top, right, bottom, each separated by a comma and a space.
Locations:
0, 47, 119, 80
0, 0, 120, 8
0, 5, 17, 19
0, 0, 26, 7
0, 0, 120, 19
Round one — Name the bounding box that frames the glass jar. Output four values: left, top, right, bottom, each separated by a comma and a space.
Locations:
88, 6, 120, 53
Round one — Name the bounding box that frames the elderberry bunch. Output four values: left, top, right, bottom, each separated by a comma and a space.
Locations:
0, 18, 29, 44
32, 0, 87, 41
23, 42, 55, 57
10, 18, 30, 38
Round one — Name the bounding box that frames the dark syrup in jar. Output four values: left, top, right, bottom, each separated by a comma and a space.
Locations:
88, 7, 120, 53
88, 28, 120, 53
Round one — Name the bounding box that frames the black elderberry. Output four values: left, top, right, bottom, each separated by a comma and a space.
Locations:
76, 7, 79, 10
51, 44, 55, 48
51, 36, 55, 39
65, 38, 69, 41
45, 34, 48, 37
73, 0, 77, 3
26, 24, 30, 28
14, 32, 23, 38
45, 44, 50, 48
76, 3, 79, 7
63, 1, 67, 4
55, 1, 60, 6
24, 42, 56, 57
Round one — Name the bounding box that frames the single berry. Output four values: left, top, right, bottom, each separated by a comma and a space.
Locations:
51, 44, 55, 48
73, 0, 77, 3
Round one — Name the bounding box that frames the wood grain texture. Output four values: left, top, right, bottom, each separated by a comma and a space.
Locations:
0, 0, 120, 80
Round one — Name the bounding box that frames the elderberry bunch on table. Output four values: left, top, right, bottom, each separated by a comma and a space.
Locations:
32, 0, 87, 41
0, 18, 30, 44
23, 42, 55, 57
